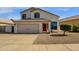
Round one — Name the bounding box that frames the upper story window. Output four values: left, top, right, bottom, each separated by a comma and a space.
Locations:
34, 12, 40, 18
22, 14, 26, 19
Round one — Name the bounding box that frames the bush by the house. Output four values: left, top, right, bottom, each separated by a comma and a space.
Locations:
73, 25, 79, 32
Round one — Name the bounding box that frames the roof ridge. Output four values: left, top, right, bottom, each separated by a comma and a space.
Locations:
20, 7, 59, 17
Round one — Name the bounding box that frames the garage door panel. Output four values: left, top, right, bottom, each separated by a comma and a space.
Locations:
17, 24, 39, 33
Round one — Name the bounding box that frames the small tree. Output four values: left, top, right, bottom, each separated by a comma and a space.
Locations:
60, 24, 71, 35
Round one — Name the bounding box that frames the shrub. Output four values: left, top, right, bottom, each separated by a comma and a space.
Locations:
73, 25, 79, 32
73, 26, 78, 32
60, 24, 71, 35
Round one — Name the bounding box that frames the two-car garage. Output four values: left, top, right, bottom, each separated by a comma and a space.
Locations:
17, 24, 39, 33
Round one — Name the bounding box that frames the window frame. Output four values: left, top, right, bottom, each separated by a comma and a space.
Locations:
34, 12, 40, 18
22, 14, 26, 19
51, 21, 57, 30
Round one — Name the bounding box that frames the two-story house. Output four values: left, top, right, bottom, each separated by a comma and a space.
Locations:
11, 7, 60, 33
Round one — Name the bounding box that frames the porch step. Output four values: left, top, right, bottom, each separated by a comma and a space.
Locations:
52, 30, 62, 33
51, 30, 64, 34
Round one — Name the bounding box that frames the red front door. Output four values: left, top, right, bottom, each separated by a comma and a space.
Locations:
42, 23, 48, 32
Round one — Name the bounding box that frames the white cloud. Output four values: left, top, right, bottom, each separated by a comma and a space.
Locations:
57, 7, 72, 11
0, 7, 27, 19
0, 7, 14, 14
0, 7, 26, 14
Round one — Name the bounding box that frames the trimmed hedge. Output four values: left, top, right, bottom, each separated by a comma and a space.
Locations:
73, 25, 79, 32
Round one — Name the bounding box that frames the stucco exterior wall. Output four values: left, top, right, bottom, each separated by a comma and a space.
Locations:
14, 24, 17, 33
60, 19, 79, 26
21, 9, 59, 21
31, 10, 59, 21
21, 10, 31, 19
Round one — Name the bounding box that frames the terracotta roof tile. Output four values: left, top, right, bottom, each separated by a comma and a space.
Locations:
61, 15, 79, 22
0, 18, 14, 24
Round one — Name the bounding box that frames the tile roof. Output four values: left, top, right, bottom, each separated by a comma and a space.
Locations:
0, 18, 14, 24
60, 15, 79, 22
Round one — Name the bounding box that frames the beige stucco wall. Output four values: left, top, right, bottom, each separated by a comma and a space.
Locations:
21, 10, 31, 19
60, 19, 79, 26
14, 24, 17, 33
31, 10, 59, 21
21, 9, 59, 21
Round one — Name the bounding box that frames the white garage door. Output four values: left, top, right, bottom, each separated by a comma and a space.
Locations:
17, 24, 39, 33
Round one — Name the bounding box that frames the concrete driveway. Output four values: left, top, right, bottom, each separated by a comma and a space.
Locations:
0, 33, 79, 51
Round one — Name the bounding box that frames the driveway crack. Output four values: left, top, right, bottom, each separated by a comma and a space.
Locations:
63, 44, 73, 51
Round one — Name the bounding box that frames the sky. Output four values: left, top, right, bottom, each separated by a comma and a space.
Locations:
0, 7, 79, 20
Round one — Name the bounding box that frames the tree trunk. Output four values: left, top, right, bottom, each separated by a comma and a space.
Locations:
63, 31, 66, 35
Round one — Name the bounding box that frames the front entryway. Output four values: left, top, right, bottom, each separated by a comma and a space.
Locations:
11, 26, 14, 33
42, 23, 48, 32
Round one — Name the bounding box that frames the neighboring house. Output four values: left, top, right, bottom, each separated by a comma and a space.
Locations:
0, 19, 14, 32
12, 7, 60, 33
60, 15, 79, 31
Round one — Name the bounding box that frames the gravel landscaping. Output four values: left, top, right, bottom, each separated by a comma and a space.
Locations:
33, 33, 79, 44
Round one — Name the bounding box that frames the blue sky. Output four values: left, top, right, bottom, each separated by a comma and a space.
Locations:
0, 7, 79, 20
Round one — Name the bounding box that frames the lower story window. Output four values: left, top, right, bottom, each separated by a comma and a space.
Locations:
51, 22, 57, 30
